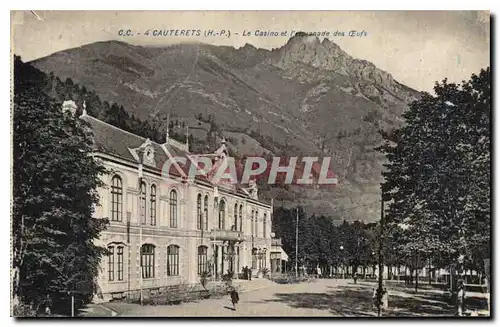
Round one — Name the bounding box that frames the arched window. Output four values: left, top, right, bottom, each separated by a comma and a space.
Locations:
108, 244, 125, 281
150, 185, 156, 226
197, 246, 208, 275
233, 203, 238, 231
255, 210, 259, 238
251, 210, 254, 236
140, 244, 155, 279
218, 200, 226, 229
107, 246, 114, 281
167, 245, 180, 276
140, 182, 147, 224
263, 213, 267, 238
197, 194, 203, 230
239, 205, 243, 231
170, 190, 178, 228
111, 175, 123, 222
204, 195, 209, 230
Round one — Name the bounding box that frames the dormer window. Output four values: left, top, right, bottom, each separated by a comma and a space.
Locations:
130, 139, 156, 167
144, 146, 155, 166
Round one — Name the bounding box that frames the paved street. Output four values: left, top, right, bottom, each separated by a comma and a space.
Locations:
97, 278, 455, 317
102, 279, 356, 317
83, 278, 490, 317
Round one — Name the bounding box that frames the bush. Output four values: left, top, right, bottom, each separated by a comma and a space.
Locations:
222, 270, 234, 283
12, 303, 38, 317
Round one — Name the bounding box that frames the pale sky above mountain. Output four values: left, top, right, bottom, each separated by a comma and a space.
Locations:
11, 10, 490, 92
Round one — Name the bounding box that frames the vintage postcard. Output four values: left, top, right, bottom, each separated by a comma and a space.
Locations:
10, 10, 491, 318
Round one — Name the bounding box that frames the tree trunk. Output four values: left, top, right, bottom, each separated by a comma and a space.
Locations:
415, 252, 419, 292
415, 267, 419, 292
428, 258, 432, 285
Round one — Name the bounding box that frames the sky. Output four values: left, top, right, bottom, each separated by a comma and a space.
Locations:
11, 10, 490, 92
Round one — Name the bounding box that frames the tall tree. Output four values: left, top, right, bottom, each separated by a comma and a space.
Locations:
379, 68, 490, 294
12, 57, 108, 314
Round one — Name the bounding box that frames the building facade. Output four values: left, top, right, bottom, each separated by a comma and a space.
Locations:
72, 103, 275, 300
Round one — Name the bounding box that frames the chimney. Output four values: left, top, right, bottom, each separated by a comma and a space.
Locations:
62, 100, 77, 115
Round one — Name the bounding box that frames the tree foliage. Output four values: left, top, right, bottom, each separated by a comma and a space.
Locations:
272, 207, 378, 274
12, 57, 109, 314
378, 68, 490, 275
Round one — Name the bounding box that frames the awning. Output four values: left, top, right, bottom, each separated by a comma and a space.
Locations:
270, 246, 289, 262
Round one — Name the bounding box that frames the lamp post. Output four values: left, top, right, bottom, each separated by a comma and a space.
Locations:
340, 245, 344, 279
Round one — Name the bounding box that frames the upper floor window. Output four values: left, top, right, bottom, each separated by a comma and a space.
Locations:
140, 244, 155, 279
197, 194, 203, 230
204, 195, 209, 230
170, 190, 178, 228
263, 213, 267, 238
150, 185, 156, 226
239, 205, 243, 231
233, 203, 238, 231
111, 175, 123, 222
255, 210, 259, 238
140, 182, 147, 224
167, 245, 180, 276
218, 200, 226, 229
251, 210, 254, 236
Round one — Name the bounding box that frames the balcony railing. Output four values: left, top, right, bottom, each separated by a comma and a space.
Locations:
210, 228, 245, 242
271, 238, 282, 246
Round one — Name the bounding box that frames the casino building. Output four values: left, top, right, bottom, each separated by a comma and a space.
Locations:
62, 101, 288, 300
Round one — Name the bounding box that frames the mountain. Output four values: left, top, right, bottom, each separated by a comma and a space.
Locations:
30, 35, 421, 221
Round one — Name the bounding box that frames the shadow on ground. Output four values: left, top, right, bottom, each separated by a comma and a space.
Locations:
255, 284, 460, 317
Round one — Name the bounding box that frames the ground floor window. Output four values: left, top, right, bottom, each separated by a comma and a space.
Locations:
198, 246, 208, 275
236, 247, 240, 273
108, 246, 114, 281
117, 246, 124, 281
141, 244, 155, 279
167, 245, 180, 276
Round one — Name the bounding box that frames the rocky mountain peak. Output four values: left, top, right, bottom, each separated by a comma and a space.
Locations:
267, 34, 419, 103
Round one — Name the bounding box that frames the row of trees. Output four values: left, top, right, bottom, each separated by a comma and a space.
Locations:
271, 68, 490, 294
378, 68, 491, 291
272, 207, 379, 278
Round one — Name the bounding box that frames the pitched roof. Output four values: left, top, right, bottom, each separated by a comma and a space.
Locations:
79, 114, 266, 203
80, 114, 219, 183
80, 114, 169, 171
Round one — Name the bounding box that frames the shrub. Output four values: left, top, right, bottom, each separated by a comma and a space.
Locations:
12, 303, 38, 317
